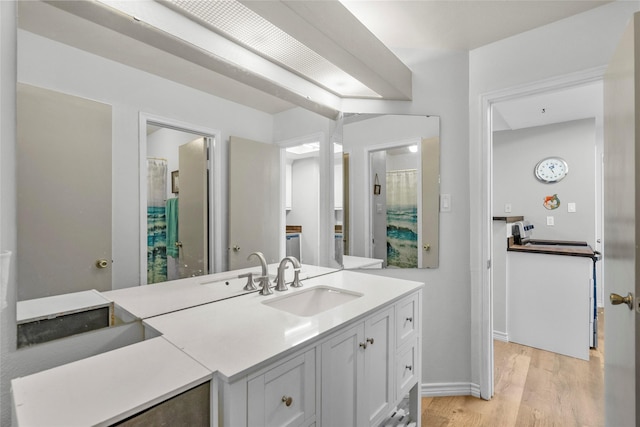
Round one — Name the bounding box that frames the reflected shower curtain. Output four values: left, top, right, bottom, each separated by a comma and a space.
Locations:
386, 169, 418, 268
147, 159, 168, 283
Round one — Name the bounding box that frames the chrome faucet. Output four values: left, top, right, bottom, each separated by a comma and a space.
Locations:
247, 251, 273, 295
275, 256, 301, 291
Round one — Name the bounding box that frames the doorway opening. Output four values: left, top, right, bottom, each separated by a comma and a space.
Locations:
482, 69, 605, 400
139, 113, 222, 285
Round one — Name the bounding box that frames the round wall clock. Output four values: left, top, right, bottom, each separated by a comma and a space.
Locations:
534, 157, 568, 183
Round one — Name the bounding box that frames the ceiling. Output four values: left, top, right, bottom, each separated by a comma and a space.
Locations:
18, 0, 610, 124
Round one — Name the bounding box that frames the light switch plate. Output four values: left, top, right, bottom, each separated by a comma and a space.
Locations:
568, 202, 576, 213
504, 203, 512, 213
441, 194, 451, 212
547, 216, 555, 226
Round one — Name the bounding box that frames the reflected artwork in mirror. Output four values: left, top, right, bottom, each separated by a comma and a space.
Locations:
342, 114, 440, 269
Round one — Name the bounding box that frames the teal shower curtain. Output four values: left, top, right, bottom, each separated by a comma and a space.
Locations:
147, 158, 168, 283
386, 169, 418, 268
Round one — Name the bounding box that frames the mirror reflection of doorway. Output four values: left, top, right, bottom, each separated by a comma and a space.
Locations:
146, 125, 212, 283
370, 143, 420, 268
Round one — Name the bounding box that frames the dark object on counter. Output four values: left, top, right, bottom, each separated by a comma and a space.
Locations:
512, 221, 534, 244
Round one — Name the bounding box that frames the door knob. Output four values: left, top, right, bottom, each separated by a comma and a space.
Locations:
423, 244, 431, 251
175, 241, 183, 247
95, 259, 109, 269
610, 292, 634, 310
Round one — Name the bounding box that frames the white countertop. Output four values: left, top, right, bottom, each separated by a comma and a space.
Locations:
12, 269, 423, 426
11, 337, 212, 427
342, 255, 384, 269
144, 269, 423, 380
17, 289, 112, 324
103, 264, 336, 319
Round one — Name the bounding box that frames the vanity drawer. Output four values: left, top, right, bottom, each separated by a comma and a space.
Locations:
248, 349, 316, 427
396, 339, 418, 400
395, 293, 419, 348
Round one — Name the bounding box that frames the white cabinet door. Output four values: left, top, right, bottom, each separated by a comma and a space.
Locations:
364, 307, 393, 426
321, 307, 394, 427
321, 322, 364, 427
248, 349, 316, 427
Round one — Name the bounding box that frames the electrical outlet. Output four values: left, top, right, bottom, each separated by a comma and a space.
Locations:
547, 216, 555, 226
568, 202, 576, 213
504, 203, 512, 213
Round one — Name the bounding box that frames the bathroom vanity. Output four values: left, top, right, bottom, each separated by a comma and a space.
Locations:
11, 268, 423, 427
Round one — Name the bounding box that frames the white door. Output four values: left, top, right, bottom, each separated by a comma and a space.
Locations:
603, 12, 640, 426
177, 137, 209, 278
17, 84, 112, 300
228, 136, 280, 269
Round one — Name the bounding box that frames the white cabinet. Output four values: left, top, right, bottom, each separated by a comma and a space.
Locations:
216, 288, 422, 427
248, 349, 316, 427
321, 306, 393, 427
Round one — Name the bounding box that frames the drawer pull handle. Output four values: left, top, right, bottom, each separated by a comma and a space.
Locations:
366, 337, 375, 345
359, 342, 367, 349
405, 317, 413, 323
282, 396, 293, 407
405, 365, 413, 371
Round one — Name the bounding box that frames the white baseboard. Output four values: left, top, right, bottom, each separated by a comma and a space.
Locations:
493, 330, 509, 342
421, 382, 481, 398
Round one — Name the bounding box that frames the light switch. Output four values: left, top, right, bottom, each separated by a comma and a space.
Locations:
547, 216, 555, 226
441, 194, 451, 212
568, 202, 576, 213
376, 203, 383, 214
504, 203, 512, 213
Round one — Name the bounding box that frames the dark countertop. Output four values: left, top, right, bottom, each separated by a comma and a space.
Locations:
493, 216, 524, 223
507, 238, 596, 259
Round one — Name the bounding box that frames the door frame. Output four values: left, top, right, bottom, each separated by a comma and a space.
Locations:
138, 112, 222, 285
277, 132, 326, 265
363, 137, 423, 264
476, 66, 606, 399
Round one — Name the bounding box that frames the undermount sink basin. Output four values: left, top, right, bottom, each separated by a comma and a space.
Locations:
263, 286, 363, 317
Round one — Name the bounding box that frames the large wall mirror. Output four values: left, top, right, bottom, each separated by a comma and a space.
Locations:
342, 114, 440, 269
14, 2, 340, 347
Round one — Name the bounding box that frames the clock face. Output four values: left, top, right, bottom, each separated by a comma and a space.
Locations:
534, 157, 568, 183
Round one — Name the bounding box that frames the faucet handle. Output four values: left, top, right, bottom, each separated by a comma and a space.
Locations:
291, 268, 302, 288
238, 272, 257, 291
257, 276, 273, 295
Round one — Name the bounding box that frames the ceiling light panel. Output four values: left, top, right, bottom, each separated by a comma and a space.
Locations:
164, 0, 381, 98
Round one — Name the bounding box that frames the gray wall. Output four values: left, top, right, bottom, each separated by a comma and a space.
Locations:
493, 118, 597, 245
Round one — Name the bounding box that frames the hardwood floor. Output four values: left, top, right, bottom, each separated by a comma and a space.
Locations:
422, 310, 604, 427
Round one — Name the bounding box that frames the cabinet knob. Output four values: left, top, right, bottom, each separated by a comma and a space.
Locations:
405, 317, 413, 323
405, 365, 413, 371
366, 337, 375, 345
281, 396, 293, 407
359, 342, 367, 349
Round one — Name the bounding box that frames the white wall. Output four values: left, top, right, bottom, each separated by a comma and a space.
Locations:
343, 51, 472, 394
469, 0, 640, 395
493, 118, 597, 244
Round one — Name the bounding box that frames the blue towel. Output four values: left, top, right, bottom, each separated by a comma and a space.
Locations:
166, 198, 179, 258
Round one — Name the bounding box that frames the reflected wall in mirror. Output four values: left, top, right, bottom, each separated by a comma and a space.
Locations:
342, 114, 440, 269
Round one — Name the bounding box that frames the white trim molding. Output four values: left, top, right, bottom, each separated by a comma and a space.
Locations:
422, 382, 482, 398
